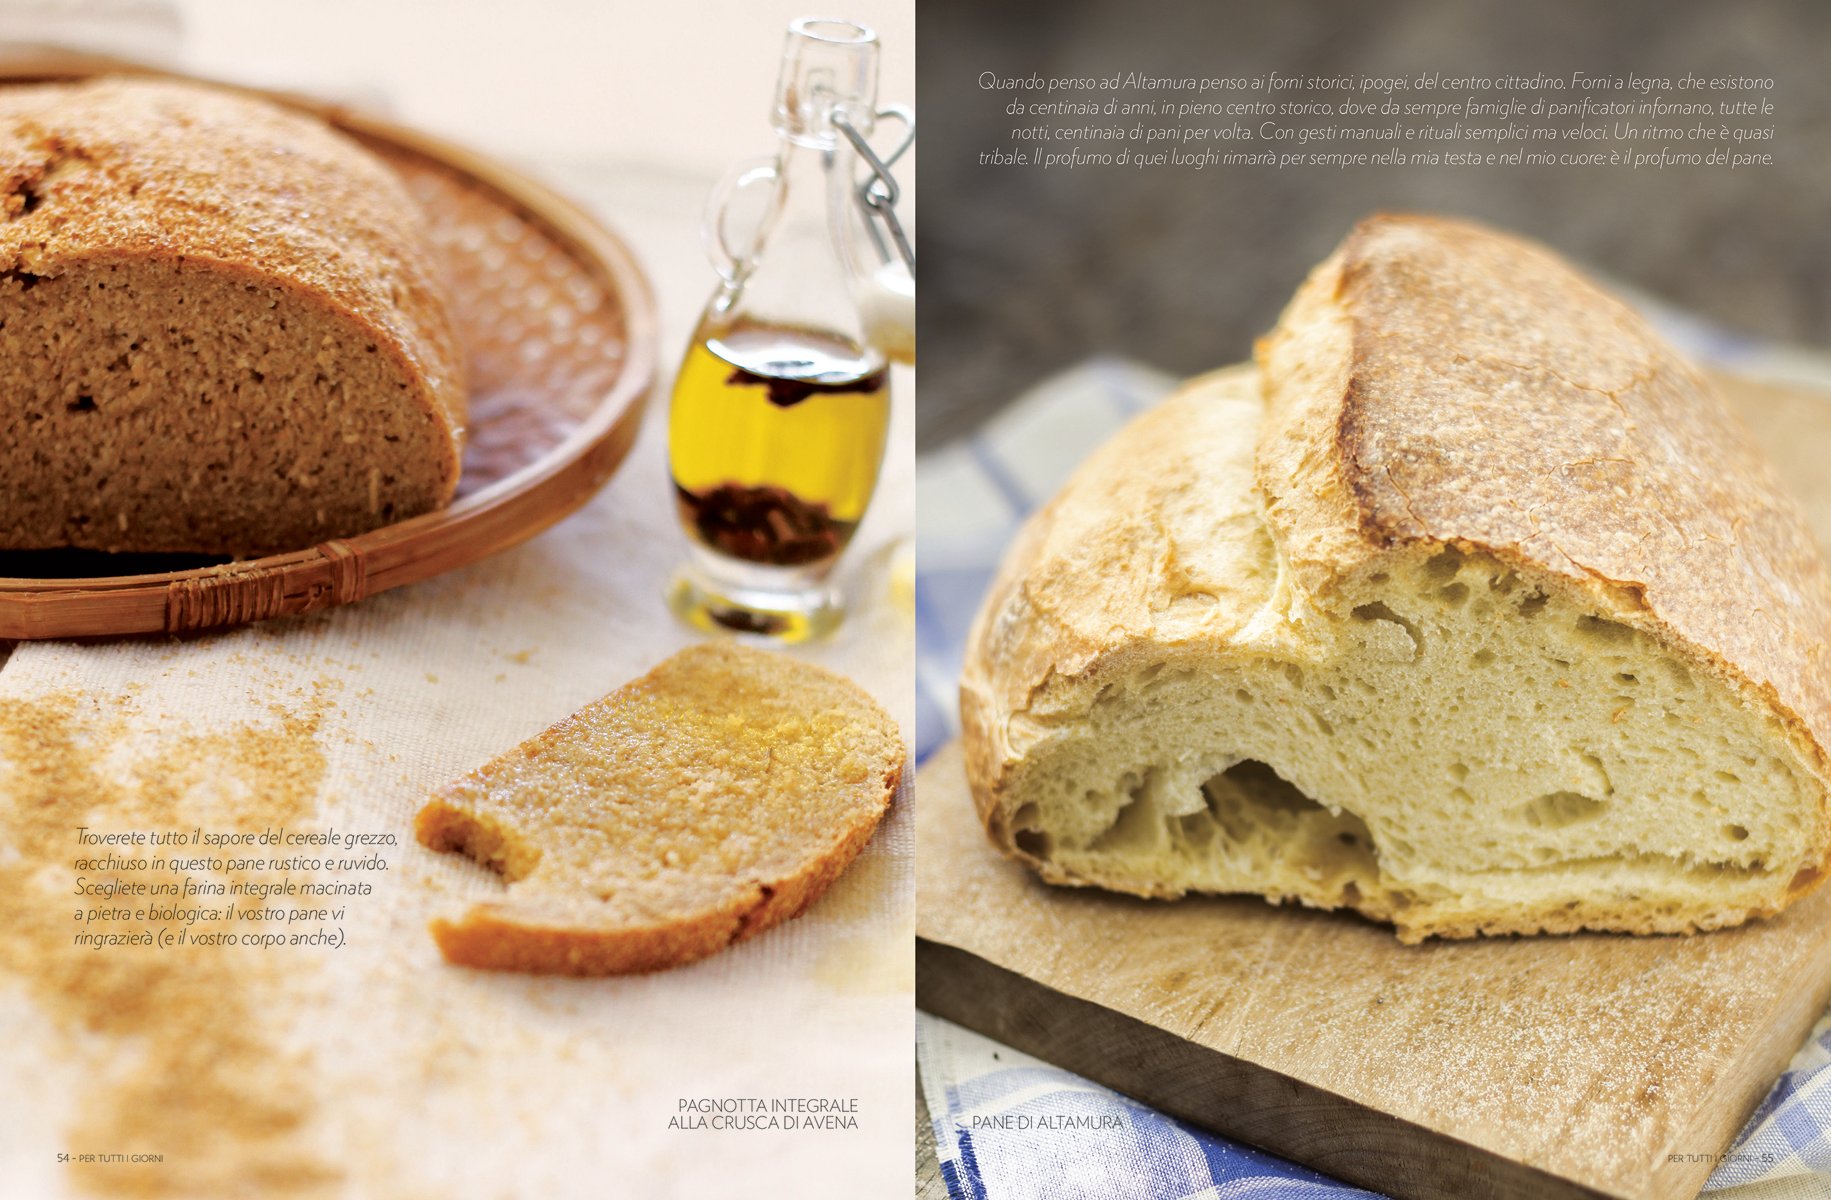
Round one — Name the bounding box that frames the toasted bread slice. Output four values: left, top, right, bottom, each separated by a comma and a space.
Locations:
417, 642, 904, 974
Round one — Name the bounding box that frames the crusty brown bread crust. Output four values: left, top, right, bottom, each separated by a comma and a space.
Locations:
0, 77, 466, 556
416, 642, 905, 976
962, 215, 1831, 941
1257, 214, 1831, 777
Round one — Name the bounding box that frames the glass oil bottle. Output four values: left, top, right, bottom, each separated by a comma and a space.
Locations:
667, 17, 912, 641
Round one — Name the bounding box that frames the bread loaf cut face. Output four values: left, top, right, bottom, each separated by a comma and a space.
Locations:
961, 216, 1831, 942
416, 642, 905, 975
0, 78, 466, 557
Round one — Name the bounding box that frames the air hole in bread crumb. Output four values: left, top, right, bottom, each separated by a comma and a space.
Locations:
1438, 582, 1470, 607
1425, 546, 1464, 581
1717, 770, 1742, 785
1234, 688, 1254, 704
1518, 591, 1549, 617
1351, 602, 1422, 657
65, 394, 95, 413
1197, 761, 1380, 884
1574, 614, 1634, 645
1470, 649, 1495, 667
1281, 662, 1304, 688
1014, 829, 1052, 859
1174, 811, 1217, 848
1090, 770, 1163, 854
1580, 752, 1614, 795
1449, 762, 1469, 781
1012, 803, 1039, 829
1513, 791, 1606, 830
1725, 824, 1750, 842
1206, 760, 1312, 823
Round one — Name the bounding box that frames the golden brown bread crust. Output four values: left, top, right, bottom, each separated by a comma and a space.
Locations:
1256, 214, 1831, 771
960, 365, 1272, 831
0, 77, 466, 553
962, 216, 1831, 939
416, 642, 905, 976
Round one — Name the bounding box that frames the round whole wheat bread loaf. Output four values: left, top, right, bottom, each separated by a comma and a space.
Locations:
0, 77, 466, 556
962, 214, 1831, 942
416, 642, 905, 975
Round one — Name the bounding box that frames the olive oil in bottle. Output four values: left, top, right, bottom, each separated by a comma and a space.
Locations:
665, 16, 911, 641
669, 321, 889, 572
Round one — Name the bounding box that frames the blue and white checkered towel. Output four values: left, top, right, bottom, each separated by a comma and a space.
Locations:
914, 320, 1831, 1200
918, 1013, 1386, 1200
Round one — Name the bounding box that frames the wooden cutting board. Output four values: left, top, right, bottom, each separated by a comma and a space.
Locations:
916, 372, 1831, 1200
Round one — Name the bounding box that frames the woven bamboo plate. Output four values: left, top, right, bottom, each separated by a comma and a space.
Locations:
0, 58, 658, 639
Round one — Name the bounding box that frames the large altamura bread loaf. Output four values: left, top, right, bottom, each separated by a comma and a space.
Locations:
0, 77, 466, 556
962, 214, 1831, 942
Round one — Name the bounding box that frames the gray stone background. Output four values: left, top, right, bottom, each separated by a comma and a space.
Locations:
917, 0, 1831, 447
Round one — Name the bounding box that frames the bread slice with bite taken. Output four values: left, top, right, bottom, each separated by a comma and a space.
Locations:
417, 642, 904, 975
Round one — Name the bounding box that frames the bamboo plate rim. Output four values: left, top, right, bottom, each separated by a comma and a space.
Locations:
0, 54, 660, 639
